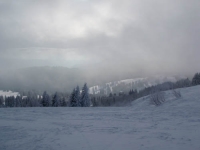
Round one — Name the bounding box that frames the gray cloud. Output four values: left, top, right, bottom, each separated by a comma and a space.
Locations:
0, 0, 200, 77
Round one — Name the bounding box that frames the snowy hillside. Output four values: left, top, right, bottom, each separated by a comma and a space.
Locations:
89, 75, 185, 95
131, 84, 200, 110
0, 85, 200, 150
0, 90, 19, 98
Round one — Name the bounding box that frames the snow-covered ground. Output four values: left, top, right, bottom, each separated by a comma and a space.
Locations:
89, 75, 184, 95
0, 85, 200, 150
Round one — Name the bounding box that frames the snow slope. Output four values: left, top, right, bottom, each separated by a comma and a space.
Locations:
0, 85, 200, 150
89, 75, 184, 95
0, 90, 19, 98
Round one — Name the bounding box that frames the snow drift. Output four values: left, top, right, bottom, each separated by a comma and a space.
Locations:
0, 85, 200, 150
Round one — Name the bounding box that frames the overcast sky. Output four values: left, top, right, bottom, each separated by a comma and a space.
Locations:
0, 0, 199, 76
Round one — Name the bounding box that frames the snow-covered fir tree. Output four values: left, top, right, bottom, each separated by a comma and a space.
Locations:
52, 92, 61, 107
81, 83, 90, 107
75, 86, 81, 107
70, 88, 77, 107
41, 91, 51, 107
26, 91, 40, 107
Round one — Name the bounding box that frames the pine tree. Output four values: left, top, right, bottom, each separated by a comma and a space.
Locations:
192, 73, 200, 85
38, 95, 42, 107
81, 83, 90, 107
129, 89, 133, 95
41, 91, 51, 107
26, 91, 39, 107
0, 96, 4, 107
5, 96, 15, 107
15, 95, 22, 107
52, 92, 60, 107
75, 86, 81, 107
4, 96, 8, 107
61, 97, 67, 107
70, 88, 77, 107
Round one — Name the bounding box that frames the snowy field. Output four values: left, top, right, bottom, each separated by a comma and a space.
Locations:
1, 86, 200, 150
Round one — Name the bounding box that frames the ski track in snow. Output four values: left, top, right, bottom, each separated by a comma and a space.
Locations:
1, 86, 200, 150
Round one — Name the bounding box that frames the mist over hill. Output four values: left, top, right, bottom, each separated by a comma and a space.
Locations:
0, 66, 123, 93
0, 66, 187, 94
0, 67, 86, 93
89, 75, 187, 95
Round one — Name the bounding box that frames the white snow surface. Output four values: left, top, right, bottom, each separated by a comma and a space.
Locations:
1, 85, 200, 150
89, 75, 184, 95
0, 90, 19, 98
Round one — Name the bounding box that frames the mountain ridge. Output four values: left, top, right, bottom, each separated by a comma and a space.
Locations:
0, 66, 187, 93
89, 75, 186, 95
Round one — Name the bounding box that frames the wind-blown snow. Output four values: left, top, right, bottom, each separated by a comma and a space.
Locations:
1, 85, 200, 150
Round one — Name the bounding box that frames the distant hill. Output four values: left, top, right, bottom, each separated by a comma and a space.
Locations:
131, 85, 200, 111
89, 75, 185, 95
0, 66, 186, 94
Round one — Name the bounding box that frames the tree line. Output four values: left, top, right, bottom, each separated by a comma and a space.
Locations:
1, 73, 200, 108
0, 83, 90, 108
91, 73, 200, 106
